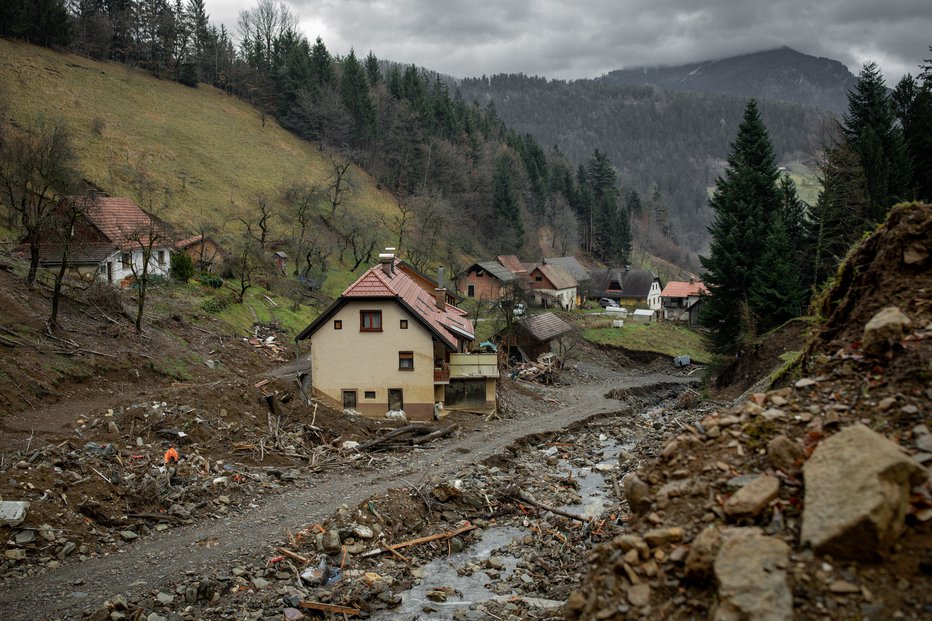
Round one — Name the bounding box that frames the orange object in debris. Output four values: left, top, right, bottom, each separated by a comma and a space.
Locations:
164, 447, 180, 464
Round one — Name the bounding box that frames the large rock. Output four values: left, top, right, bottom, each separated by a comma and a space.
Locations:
768, 435, 806, 475
801, 424, 927, 560
623, 473, 651, 515
714, 529, 792, 621
862, 306, 911, 355
724, 475, 779, 519
685, 526, 721, 583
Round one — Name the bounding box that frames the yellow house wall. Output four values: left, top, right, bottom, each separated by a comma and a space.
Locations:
310, 299, 439, 420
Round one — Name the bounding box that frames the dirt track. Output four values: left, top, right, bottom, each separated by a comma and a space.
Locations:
0, 371, 695, 621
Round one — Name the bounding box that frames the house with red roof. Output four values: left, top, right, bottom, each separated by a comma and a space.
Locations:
660, 278, 708, 326
297, 252, 498, 420
526, 262, 578, 310
37, 195, 173, 286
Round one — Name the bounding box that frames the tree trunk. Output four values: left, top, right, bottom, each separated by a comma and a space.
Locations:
50, 247, 69, 329
27, 237, 40, 285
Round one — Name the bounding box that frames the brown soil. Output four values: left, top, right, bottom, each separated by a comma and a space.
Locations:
568, 203, 932, 620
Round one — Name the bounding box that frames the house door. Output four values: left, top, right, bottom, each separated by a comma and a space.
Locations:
106, 262, 113, 284
467, 284, 475, 298
388, 388, 403, 411
342, 390, 357, 410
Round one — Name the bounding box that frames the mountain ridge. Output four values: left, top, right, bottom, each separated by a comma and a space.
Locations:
597, 46, 857, 114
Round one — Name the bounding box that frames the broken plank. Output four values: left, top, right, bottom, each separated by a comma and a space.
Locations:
409, 424, 457, 445
361, 523, 477, 558
297, 601, 360, 616
276, 547, 310, 565
513, 489, 587, 523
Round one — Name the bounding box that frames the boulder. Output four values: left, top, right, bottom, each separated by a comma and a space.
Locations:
862, 306, 912, 355
321, 529, 342, 555
623, 473, 651, 515
724, 475, 779, 519
714, 529, 792, 621
768, 435, 805, 475
801, 424, 927, 560
685, 526, 721, 583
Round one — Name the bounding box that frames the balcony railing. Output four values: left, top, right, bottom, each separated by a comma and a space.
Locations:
449, 353, 499, 378
433, 363, 450, 383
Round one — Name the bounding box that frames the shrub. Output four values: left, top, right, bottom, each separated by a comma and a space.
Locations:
201, 295, 231, 313
170, 251, 195, 282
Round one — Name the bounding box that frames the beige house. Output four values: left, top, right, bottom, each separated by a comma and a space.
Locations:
297, 254, 498, 420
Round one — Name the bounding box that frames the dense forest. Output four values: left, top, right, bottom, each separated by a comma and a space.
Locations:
455, 74, 836, 253
0, 0, 651, 277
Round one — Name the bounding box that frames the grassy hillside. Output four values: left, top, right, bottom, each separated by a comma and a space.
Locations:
0, 39, 398, 235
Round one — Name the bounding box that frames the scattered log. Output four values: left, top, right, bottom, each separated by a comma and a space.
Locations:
361, 523, 477, 558
409, 424, 457, 445
297, 600, 361, 616
356, 424, 432, 451
277, 547, 310, 565
512, 488, 587, 523
125, 512, 183, 522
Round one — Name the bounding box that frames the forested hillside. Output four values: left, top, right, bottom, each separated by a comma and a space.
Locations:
598, 47, 858, 115
456, 74, 834, 253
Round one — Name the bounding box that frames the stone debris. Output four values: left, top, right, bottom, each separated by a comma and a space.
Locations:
861, 306, 912, 355
801, 424, 927, 560
723, 475, 779, 519
713, 529, 792, 621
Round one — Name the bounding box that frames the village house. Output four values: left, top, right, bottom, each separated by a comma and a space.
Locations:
525, 262, 578, 310
459, 260, 518, 300
589, 267, 663, 312
498, 312, 574, 362
174, 234, 225, 272
38, 195, 173, 285
297, 253, 498, 420
660, 278, 708, 327
544, 256, 591, 303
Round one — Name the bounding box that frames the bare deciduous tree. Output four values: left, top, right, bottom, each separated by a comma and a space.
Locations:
47, 193, 93, 329
0, 120, 76, 284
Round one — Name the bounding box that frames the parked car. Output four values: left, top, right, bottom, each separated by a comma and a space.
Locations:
599, 297, 620, 308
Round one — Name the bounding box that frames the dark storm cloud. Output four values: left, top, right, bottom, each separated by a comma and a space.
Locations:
209, 0, 932, 82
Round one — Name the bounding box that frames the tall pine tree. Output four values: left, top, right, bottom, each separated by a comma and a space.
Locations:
842, 62, 908, 222
700, 100, 782, 352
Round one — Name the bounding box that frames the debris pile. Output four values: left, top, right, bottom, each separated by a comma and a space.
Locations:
567, 204, 932, 620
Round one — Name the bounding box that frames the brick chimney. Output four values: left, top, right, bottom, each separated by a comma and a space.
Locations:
434, 266, 446, 309
378, 249, 394, 276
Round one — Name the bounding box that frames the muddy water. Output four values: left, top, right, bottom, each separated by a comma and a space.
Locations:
371, 526, 528, 620
557, 434, 632, 518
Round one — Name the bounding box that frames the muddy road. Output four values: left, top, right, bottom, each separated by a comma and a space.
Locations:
0, 371, 696, 621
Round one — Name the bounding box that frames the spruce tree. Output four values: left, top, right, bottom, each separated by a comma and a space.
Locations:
340, 49, 375, 145
894, 73, 932, 201
750, 217, 803, 330
700, 100, 782, 352
843, 62, 908, 221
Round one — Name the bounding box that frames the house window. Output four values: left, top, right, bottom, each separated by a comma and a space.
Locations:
360, 310, 382, 331
106, 262, 113, 283
364, 391, 376, 399
342, 390, 357, 409
467, 284, 475, 298
400, 319, 408, 329
535, 276, 543, 282
399, 351, 414, 370
333, 320, 342, 330
157, 250, 165, 266
121, 252, 131, 269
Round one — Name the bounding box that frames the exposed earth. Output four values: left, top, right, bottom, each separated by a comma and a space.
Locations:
1, 204, 930, 621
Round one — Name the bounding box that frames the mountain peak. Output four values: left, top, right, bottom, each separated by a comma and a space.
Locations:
602, 48, 856, 114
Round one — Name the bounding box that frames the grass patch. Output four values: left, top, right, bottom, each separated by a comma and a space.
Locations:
0, 39, 398, 235
213, 287, 312, 338
583, 321, 711, 363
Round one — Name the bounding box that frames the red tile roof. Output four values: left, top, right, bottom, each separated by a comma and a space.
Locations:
661, 280, 708, 298
86, 197, 171, 250
307, 259, 474, 349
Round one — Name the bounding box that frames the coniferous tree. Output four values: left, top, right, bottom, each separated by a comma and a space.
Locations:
842, 62, 908, 221
750, 217, 803, 330
491, 153, 524, 250
893, 73, 932, 201
308, 36, 335, 92
364, 51, 381, 85
700, 100, 782, 352
340, 48, 376, 145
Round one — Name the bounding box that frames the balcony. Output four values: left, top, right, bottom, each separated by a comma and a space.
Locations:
433, 363, 450, 384
449, 353, 499, 379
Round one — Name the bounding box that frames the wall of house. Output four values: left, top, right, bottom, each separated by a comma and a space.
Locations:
533, 287, 576, 310
184, 240, 223, 271
99, 246, 172, 285
460, 270, 505, 301
647, 281, 662, 310
310, 299, 439, 420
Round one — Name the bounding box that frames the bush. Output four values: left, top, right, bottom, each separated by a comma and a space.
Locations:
196, 273, 223, 288
170, 251, 195, 282
200, 295, 231, 313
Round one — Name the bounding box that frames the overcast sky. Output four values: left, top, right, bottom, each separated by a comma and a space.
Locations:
208, 0, 931, 83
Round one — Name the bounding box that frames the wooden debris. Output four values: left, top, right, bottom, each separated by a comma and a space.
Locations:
297, 600, 361, 616
276, 547, 310, 565
512, 488, 587, 523
361, 523, 478, 558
